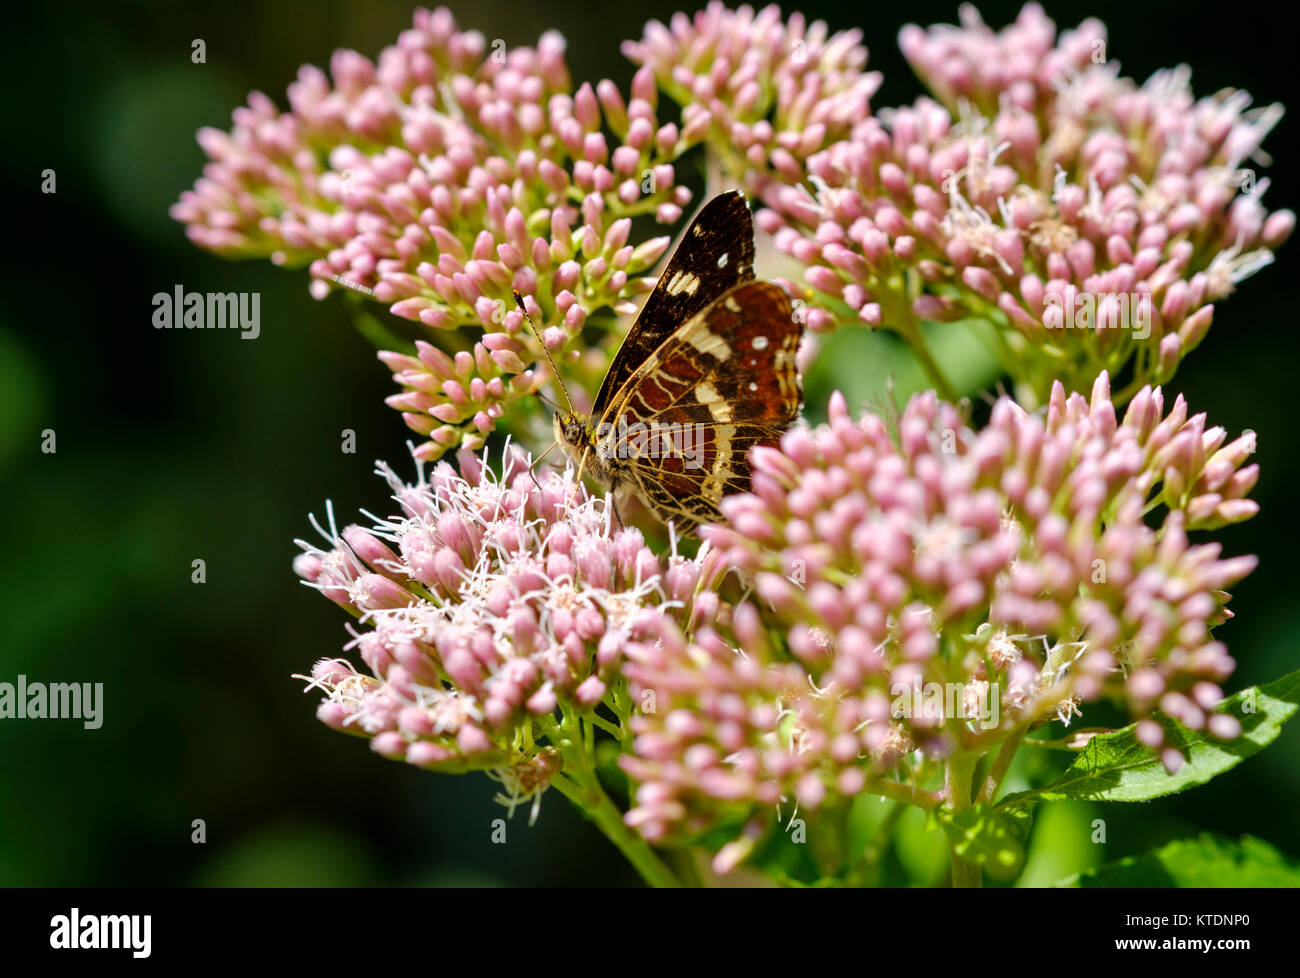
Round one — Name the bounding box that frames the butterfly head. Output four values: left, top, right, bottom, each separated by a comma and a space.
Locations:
552, 409, 605, 488
553, 411, 592, 453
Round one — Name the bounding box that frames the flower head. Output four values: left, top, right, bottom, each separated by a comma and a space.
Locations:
761, 3, 1293, 400
173, 8, 695, 456
295, 442, 723, 796
622, 378, 1257, 845
623, 2, 881, 190
898, 2, 1106, 116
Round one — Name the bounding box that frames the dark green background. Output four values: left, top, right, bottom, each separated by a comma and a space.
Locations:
1, 0, 1295, 886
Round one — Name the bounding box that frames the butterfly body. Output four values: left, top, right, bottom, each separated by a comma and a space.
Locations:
551, 191, 804, 533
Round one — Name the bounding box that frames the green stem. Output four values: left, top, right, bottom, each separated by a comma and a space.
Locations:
977, 727, 1027, 804
586, 712, 625, 739
885, 286, 961, 402
903, 327, 961, 402
541, 712, 682, 888
871, 776, 943, 810
551, 768, 682, 888
946, 753, 982, 889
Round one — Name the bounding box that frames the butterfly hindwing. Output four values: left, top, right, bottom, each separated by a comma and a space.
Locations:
592, 190, 755, 415
597, 280, 803, 528
627, 423, 791, 530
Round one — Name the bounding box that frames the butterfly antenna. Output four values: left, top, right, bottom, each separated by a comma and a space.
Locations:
514, 290, 575, 416
534, 390, 564, 414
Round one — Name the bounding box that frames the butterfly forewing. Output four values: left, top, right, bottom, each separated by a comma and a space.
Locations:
592, 190, 755, 415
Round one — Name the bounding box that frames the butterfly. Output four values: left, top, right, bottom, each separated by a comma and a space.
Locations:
533, 190, 805, 534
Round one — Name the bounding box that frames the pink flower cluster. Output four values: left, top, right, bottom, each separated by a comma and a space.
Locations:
241, 6, 1286, 880
172, 7, 694, 457
622, 379, 1257, 841
760, 3, 1292, 399
622, 602, 898, 845
898, 2, 1106, 115
294, 444, 723, 777
623, 2, 881, 191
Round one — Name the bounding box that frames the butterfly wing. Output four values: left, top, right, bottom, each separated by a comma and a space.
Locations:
628, 422, 795, 530
592, 190, 755, 416
596, 280, 804, 530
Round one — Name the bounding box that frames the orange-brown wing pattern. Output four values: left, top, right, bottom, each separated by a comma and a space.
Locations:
595, 280, 803, 529
592, 191, 755, 417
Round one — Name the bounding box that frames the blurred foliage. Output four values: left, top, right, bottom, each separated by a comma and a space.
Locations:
1063, 834, 1300, 887
1017, 802, 1101, 887
0, 0, 1296, 886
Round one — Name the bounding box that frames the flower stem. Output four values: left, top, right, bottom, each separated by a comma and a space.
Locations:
870, 776, 943, 810
551, 767, 682, 888
543, 711, 682, 888
977, 727, 1027, 803
904, 328, 960, 402
887, 288, 960, 402
945, 753, 982, 889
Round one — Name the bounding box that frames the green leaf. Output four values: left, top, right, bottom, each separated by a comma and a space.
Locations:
1015, 801, 1101, 888
1057, 834, 1300, 888
1000, 668, 1300, 806
937, 803, 1031, 881
894, 805, 949, 886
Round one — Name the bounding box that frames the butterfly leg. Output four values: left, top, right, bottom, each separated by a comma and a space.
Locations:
610, 492, 628, 532
528, 439, 561, 491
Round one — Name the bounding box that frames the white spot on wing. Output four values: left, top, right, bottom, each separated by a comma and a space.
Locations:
717, 253, 729, 268
752, 335, 769, 350
666, 271, 700, 296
